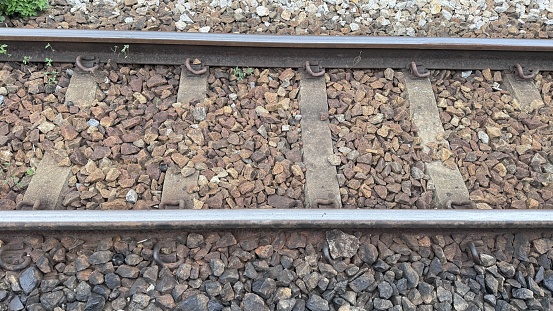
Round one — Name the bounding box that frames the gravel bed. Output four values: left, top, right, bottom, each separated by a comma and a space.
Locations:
432, 69, 553, 209
2, 0, 553, 38
327, 69, 433, 209
60, 64, 179, 210
0, 61, 72, 210
1, 229, 553, 310
193, 67, 303, 209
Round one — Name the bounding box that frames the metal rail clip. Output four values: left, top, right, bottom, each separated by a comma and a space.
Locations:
185, 58, 207, 75
158, 199, 186, 209
314, 198, 338, 209
15, 199, 41, 210
466, 241, 481, 265
0, 244, 31, 271
446, 200, 476, 209
153, 242, 184, 269
75, 55, 99, 73
305, 61, 325, 77
408, 62, 430, 78
512, 64, 537, 80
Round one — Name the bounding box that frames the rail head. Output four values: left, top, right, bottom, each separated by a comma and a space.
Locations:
1, 28, 553, 51
1, 210, 553, 231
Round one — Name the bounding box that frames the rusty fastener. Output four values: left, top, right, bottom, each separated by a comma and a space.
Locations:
159, 199, 186, 209
467, 241, 481, 265
314, 198, 338, 209
304, 61, 325, 77
446, 200, 476, 209
16, 199, 41, 210
0, 246, 31, 271
185, 58, 208, 75
75, 55, 99, 73
408, 62, 430, 78
322, 242, 334, 264
153, 243, 184, 269
512, 64, 537, 80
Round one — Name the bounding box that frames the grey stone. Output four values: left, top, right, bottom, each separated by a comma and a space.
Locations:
418, 282, 434, 304
373, 259, 390, 272
156, 269, 176, 294
453, 293, 468, 310
76, 281, 92, 301
401, 297, 416, 311
115, 265, 140, 278
326, 230, 359, 259
242, 293, 269, 311
104, 273, 121, 289
210, 259, 225, 277
40, 290, 65, 310
358, 244, 378, 265
400, 263, 419, 288
84, 293, 106, 311
437, 287, 452, 302
277, 298, 296, 311
9, 296, 24, 311
485, 274, 499, 295
349, 275, 372, 292
306, 294, 329, 311
479, 254, 496, 267
178, 294, 209, 311
497, 261, 515, 278
19, 267, 42, 295
374, 298, 393, 310
219, 268, 239, 284
378, 282, 394, 299
512, 288, 533, 299
88, 251, 113, 265
187, 233, 204, 248
204, 281, 222, 297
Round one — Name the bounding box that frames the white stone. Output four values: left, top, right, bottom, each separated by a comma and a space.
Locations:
198, 26, 211, 33
124, 17, 134, 24
175, 21, 187, 31
349, 22, 360, 31
256, 6, 269, 17
126, 189, 138, 203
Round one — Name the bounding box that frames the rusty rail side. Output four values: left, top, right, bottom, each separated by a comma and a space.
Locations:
1, 29, 553, 70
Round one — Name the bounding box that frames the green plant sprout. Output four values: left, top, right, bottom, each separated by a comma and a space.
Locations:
112, 44, 130, 59
45, 70, 58, 85
121, 44, 129, 58
233, 67, 254, 81
0, 44, 9, 57
44, 43, 54, 52
44, 57, 53, 67
22, 55, 31, 65
1, 162, 35, 191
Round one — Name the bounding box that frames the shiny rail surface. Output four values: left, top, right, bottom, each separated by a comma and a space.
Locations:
1, 28, 553, 70
1, 210, 553, 231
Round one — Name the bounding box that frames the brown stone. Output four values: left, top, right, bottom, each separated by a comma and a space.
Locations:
374, 185, 388, 199
60, 125, 79, 140
146, 75, 167, 88
205, 192, 224, 209
254, 245, 274, 259
91, 146, 111, 160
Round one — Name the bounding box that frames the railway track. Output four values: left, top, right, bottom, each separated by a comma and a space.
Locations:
1, 28, 553, 310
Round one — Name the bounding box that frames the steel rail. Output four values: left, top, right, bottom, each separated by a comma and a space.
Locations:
1, 210, 553, 231
1, 28, 553, 70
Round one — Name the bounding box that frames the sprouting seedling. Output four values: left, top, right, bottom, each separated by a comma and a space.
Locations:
233, 67, 254, 81
121, 44, 130, 58
44, 43, 55, 52
44, 57, 53, 67
46, 70, 59, 85
23, 56, 32, 65
0, 44, 10, 57
112, 44, 130, 59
